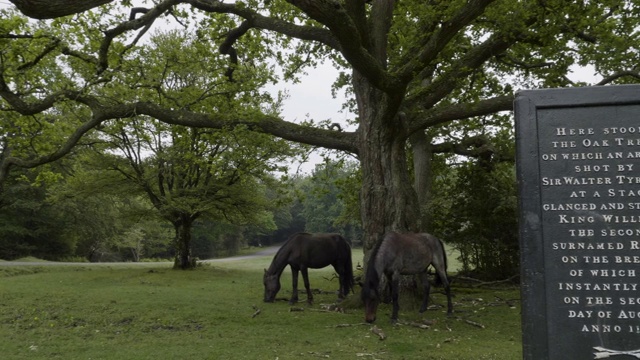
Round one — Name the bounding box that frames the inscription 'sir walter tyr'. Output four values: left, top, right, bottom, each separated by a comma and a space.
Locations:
516, 85, 640, 360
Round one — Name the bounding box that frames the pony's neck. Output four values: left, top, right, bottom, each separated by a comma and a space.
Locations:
266, 246, 289, 276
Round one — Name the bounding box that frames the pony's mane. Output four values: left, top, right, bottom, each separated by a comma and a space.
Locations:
266, 232, 308, 275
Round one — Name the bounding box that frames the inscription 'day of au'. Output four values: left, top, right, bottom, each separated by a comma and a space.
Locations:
540, 125, 640, 336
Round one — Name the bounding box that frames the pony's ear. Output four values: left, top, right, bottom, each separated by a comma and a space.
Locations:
264, 268, 267, 273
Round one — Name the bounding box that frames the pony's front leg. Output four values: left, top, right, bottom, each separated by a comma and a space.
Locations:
390, 273, 400, 323
289, 266, 300, 304
417, 272, 431, 313
301, 267, 313, 304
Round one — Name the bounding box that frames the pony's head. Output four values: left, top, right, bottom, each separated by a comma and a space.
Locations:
361, 260, 381, 323
361, 280, 380, 323
263, 269, 281, 302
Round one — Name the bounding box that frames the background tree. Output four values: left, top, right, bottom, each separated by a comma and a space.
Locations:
90, 29, 296, 268
299, 159, 363, 244
0, 167, 70, 260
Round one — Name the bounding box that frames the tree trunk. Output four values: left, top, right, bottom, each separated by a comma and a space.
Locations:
410, 131, 434, 232
173, 215, 195, 269
355, 72, 420, 263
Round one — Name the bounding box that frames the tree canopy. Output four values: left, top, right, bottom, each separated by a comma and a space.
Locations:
2, 1, 640, 269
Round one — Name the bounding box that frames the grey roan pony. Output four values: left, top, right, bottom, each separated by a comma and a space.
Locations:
361, 232, 453, 323
263, 232, 354, 304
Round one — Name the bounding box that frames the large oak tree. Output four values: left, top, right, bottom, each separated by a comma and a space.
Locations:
2, 1, 639, 262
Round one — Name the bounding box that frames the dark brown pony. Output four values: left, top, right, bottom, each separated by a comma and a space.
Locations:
263, 232, 354, 304
361, 232, 453, 323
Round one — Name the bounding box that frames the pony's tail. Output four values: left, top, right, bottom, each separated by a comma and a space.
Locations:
337, 235, 355, 293
434, 237, 449, 287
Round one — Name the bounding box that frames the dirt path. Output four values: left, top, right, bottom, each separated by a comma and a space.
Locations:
200, 245, 280, 263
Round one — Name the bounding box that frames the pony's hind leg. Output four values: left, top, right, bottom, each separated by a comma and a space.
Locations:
301, 267, 313, 304
390, 272, 400, 323
417, 272, 431, 313
440, 272, 453, 315
434, 267, 453, 315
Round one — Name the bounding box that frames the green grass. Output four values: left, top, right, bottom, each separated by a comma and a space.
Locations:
0, 254, 522, 360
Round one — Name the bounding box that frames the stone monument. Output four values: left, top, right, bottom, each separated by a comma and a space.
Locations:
515, 85, 640, 359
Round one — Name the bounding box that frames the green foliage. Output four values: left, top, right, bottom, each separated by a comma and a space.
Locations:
431, 159, 518, 280
297, 159, 362, 243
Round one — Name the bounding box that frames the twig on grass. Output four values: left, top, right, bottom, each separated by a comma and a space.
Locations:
371, 325, 386, 340
251, 305, 261, 318
397, 321, 431, 329
463, 319, 486, 328
309, 308, 344, 314
331, 323, 369, 328
456, 275, 518, 287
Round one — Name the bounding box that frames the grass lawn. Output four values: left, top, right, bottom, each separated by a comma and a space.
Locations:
0, 252, 522, 360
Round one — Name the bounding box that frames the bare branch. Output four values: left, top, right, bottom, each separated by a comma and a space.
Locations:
98, 0, 179, 73
407, 95, 513, 135
186, 0, 340, 49
219, 20, 253, 82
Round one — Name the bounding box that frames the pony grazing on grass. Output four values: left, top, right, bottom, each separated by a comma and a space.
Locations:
263, 232, 354, 305
361, 231, 453, 323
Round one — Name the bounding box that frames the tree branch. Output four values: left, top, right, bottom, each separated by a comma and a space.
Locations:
0, 113, 109, 186
395, 0, 498, 84
405, 31, 520, 112
98, 0, 179, 73
597, 70, 640, 85
285, 0, 401, 92
407, 95, 513, 136
432, 134, 513, 167
187, 0, 340, 50
8, 0, 115, 19
219, 20, 253, 82
129, 102, 359, 154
